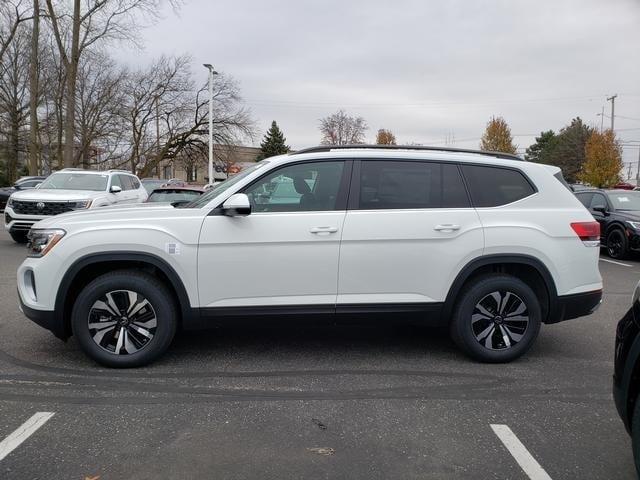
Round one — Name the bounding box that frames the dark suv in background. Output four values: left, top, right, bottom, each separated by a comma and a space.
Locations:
614, 281, 640, 476
575, 189, 640, 260
0, 176, 47, 212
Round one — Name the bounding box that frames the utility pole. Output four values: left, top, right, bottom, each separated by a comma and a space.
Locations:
597, 106, 604, 133
607, 94, 618, 131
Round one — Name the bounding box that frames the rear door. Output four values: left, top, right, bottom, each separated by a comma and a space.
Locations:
337, 159, 484, 307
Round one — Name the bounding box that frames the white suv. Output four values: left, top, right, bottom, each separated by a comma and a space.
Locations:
5, 168, 147, 243
16, 146, 602, 367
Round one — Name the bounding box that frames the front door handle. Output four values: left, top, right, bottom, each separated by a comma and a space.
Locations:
434, 224, 461, 232
310, 226, 338, 234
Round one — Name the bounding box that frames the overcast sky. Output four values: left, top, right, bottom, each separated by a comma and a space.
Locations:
121, 0, 640, 172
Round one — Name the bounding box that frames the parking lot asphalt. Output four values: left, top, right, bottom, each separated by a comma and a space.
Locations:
0, 228, 637, 479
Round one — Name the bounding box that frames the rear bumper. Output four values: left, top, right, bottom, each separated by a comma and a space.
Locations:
548, 289, 603, 324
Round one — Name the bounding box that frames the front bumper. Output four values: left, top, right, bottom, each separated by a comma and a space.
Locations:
18, 289, 66, 340
4, 207, 48, 233
548, 289, 603, 324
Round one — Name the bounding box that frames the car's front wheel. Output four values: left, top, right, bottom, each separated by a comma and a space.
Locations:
71, 270, 178, 368
450, 274, 541, 363
9, 230, 28, 244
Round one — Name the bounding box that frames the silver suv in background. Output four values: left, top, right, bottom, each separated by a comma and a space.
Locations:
4, 168, 147, 243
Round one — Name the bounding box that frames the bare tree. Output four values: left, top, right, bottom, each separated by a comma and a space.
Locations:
43, 0, 173, 168
74, 51, 127, 168
0, 25, 31, 182
0, 0, 32, 62
319, 109, 368, 145
27, 0, 39, 174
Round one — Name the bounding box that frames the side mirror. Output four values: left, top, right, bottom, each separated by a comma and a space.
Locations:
110, 185, 122, 193
593, 205, 607, 214
221, 193, 251, 217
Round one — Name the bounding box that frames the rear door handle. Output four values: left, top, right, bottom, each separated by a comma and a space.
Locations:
310, 226, 338, 234
434, 224, 461, 232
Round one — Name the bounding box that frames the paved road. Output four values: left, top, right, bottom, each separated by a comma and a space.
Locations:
0, 228, 636, 479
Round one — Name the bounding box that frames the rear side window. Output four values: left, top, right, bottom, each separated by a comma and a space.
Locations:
575, 192, 593, 208
358, 161, 469, 209
461, 165, 535, 207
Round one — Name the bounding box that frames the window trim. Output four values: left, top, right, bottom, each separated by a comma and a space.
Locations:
348, 158, 473, 211
459, 163, 538, 208
210, 159, 353, 215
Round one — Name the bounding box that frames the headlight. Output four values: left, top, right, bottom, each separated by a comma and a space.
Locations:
7, 197, 13, 207
27, 229, 66, 258
69, 200, 92, 209
628, 221, 640, 230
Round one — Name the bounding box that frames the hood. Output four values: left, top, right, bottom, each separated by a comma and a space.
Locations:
33, 202, 186, 229
617, 211, 640, 221
9, 188, 106, 202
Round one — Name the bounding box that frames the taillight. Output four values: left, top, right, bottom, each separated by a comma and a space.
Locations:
571, 221, 600, 246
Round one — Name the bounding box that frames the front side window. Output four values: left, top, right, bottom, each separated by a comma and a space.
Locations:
357, 161, 469, 210
39, 173, 109, 192
119, 175, 133, 190
461, 165, 535, 207
244, 161, 345, 212
590, 193, 608, 210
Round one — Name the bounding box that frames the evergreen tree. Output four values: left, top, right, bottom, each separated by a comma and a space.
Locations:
542, 117, 593, 183
525, 130, 557, 164
257, 121, 290, 160
480, 116, 517, 154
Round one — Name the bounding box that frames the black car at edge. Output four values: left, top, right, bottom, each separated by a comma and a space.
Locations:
575, 189, 640, 260
614, 281, 640, 476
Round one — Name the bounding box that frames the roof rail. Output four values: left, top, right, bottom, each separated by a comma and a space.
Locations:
106, 169, 131, 174
290, 144, 523, 161
59, 167, 86, 171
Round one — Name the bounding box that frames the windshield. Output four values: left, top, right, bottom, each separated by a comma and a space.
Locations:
186, 162, 268, 208
39, 172, 108, 191
609, 192, 640, 211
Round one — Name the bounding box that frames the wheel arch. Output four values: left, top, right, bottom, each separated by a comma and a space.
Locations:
55, 252, 197, 339
442, 254, 558, 324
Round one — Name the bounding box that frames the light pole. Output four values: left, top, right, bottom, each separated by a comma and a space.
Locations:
203, 64, 218, 185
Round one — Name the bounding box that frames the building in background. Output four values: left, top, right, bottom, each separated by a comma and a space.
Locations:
157, 144, 260, 183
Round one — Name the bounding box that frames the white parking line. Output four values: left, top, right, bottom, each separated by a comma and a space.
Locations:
491, 424, 552, 480
599, 258, 633, 267
0, 412, 55, 462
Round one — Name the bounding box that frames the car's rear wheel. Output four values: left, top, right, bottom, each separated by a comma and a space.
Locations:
633, 394, 640, 477
607, 229, 628, 260
450, 274, 541, 363
9, 230, 28, 244
71, 270, 177, 368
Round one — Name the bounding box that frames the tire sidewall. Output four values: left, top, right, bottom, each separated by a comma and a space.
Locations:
607, 229, 628, 260
71, 272, 177, 368
451, 275, 541, 363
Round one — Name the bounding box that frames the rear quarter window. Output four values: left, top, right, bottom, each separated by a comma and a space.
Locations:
461, 165, 535, 207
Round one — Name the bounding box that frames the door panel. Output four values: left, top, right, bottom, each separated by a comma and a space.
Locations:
198, 212, 345, 307
337, 209, 484, 304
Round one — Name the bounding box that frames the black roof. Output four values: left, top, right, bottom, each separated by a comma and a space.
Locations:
291, 144, 523, 161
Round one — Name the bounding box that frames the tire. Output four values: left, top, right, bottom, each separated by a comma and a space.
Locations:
607, 229, 629, 260
71, 270, 177, 368
9, 230, 28, 244
632, 394, 640, 478
450, 274, 542, 363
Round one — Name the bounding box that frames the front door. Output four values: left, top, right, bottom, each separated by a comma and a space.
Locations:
197, 160, 350, 310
